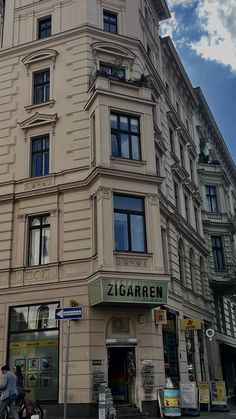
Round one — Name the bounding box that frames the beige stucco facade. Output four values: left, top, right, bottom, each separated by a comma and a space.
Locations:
0, 0, 233, 417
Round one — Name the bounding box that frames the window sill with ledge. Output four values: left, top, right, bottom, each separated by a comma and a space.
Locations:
25, 99, 55, 114
111, 156, 147, 167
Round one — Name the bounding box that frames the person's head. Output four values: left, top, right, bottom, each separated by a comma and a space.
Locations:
14, 365, 22, 376
1, 365, 9, 374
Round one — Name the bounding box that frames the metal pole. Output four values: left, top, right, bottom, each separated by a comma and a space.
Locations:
64, 319, 71, 419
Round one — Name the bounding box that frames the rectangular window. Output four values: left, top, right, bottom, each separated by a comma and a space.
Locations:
103, 10, 117, 33
179, 143, 185, 167
174, 182, 179, 210
114, 194, 146, 252
211, 236, 225, 271
28, 214, 50, 266
8, 303, 59, 401
31, 135, 49, 177
38, 16, 51, 39
33, 70, 50, 104
176, 101, 180, 115
194, 206, 199, 231
111, 113, 141, 160
184, 195, 189, 222
205, 185, 218, 212
100, 63, 125, 78
169, 127, 174, 152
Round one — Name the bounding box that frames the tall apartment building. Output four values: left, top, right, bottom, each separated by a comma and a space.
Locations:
194, 87, 236, 395
0, 0, 233, 417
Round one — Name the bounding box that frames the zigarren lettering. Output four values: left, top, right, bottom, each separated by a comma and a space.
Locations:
107, 283, 163, 299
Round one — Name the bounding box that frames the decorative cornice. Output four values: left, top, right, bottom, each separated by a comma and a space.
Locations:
91, 41, 136, 62
22, 48, 58, 74
19, 112, 58, 133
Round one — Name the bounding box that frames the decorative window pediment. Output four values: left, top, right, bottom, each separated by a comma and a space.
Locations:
19, 112, 58, 133
92, 42, 136, 62
22, 49, 58, 73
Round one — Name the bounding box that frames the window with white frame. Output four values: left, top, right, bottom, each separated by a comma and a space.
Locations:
28, 214, 50, 266
111, 113, 141, 160
33, 69, 50, 104
31, 134, 49, 177
114, 194, 146, 252
211, 236, 226, 271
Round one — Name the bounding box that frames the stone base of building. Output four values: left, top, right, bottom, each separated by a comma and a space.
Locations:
42, 401, 160, 418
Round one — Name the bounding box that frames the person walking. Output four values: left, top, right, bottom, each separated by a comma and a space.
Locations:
0, 365, 19, 419
13, 366, 24, 403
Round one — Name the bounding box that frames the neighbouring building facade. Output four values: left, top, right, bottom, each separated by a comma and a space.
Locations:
194, 87, 236, 397
0, 0, 234, 417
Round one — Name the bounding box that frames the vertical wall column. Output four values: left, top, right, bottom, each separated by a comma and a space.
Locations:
96, 186, 113, 270
2, 0, 14, 48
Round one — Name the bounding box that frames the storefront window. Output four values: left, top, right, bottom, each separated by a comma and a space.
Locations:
163, 313, 179, 387
8, 303, 59, 401
185, 330, 196, 381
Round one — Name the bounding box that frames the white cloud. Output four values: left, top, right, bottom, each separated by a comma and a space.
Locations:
163, 0, 236, 73
167, 0, 196, 7
190, 0, 236, 72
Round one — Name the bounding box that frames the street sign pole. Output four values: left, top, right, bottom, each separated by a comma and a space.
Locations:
64, 319, 71, 419
55, 306, 83, 419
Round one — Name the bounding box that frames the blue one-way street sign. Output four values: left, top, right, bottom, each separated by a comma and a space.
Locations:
55, 306, 83, 320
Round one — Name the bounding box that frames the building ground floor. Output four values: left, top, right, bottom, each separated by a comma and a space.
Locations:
0, 275, 225, 417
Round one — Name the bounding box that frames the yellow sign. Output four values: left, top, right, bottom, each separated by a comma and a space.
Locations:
198, 381, 210, 404
10, 340, 58, 349
155, 309, 167, 325
180, 318, 201, 330
210, 381, 227, 405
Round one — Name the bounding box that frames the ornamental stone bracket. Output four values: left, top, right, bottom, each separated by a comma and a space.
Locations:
171, 163, 189, 182
147, 193, 159, 205
96, 186, 112, 200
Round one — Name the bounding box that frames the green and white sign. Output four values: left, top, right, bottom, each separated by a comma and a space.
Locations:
89, 278, 168, 307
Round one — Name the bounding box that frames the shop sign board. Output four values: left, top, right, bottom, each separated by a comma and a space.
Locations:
180, 318, 201, 331
163, 388, 181, 417
55, 306, 83, 320
89, 278, 168, 307
180, 382, 198, 409
198, 381, 210, 404
210, 381, 227, 405
155, 309, 167, 325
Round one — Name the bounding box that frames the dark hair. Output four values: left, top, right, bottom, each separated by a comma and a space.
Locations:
1, 365, 9, 372
15, 365, 23, 376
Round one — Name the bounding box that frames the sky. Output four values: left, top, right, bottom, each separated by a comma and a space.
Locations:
160, 0, 236, 163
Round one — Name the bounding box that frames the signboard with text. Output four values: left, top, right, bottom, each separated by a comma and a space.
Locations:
198, 381, 210, 404
180, 318, 201, 331
210, 381, 227, 405
180, 382, 198, 409
163, 388, 181, 417
89, 278, 168, 307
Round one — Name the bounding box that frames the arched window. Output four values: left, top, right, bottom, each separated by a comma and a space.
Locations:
199, 257, 205, 294
178, 239, 185, 282
37, 304, 49, 329
189, 249, 195, 289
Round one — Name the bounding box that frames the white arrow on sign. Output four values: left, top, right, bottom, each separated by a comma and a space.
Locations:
56, 309, 64, 319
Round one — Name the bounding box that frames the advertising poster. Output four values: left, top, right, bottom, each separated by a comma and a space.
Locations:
163, 388, 181, 417
210, 381, 227, 405
180, 382, 198, 409
198, 382, 210, 404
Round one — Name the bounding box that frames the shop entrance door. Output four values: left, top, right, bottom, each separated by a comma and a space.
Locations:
108, 347, 136, 404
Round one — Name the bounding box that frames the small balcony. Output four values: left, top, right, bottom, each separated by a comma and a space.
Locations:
89, 70, 149, 90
